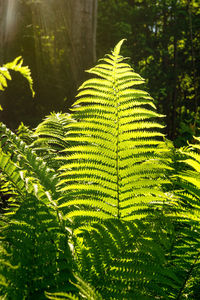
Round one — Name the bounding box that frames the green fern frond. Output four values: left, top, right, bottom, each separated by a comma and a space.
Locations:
45, 274, 103, 300
30, 112, 74, 169
58, 40, 172, 222
0, 123, 58, 194
0, 56, 35, 98
46, 292, 79, 300
0, 149, 26, 200
74, 219, 180, 299
0, 193, 73, 299
16, 122, 35, 145
166, 137, 200, 299
0, 148, 73, 298
32, 112, 73, 151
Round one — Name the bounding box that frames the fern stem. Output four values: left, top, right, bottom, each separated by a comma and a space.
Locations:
113, 57, 120, 219
176, 251, 200, 300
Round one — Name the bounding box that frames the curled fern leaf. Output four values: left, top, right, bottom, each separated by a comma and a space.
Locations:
0, 56, 35, 98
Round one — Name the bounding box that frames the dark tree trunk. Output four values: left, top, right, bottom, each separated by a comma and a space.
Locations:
0, 0, 98, 127
66, 0, 98, 88
0, 0, 4, 63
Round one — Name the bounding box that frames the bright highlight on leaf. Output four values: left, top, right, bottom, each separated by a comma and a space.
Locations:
0, 56, 35, 99
58, 39, 171, 222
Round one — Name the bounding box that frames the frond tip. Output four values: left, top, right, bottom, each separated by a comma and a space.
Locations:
113, 39, 127, 56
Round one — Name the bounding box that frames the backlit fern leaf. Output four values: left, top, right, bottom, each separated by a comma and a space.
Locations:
16, 122, 35, 145
169, 137, 200, 299
0, 56, 35, 99
31, 112, 74, 169
0, 123, 58, 194
45, 275, 103, 300
32, 112, 72, 152
58, 39, 172, 222
74, 218, 180, 299
0, 131, 73, 299
0, 191, 73, 299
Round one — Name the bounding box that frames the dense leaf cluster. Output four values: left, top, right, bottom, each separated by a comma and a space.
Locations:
0, 41, 200, 299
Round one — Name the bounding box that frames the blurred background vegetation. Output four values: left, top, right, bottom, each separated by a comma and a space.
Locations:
0, 0, 199, 146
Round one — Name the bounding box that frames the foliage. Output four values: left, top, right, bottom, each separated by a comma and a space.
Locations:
1, 41, 200, 299
0, 124, 73, 299
0, 56, 35, 104
31, 112, 74, 169
58, 39, 172, 223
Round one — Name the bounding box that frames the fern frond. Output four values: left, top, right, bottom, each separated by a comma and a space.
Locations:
0, 56, 35, 98
0, 147, 73, 298
167, 138, 200, 298
59, 40, 172, 222
46, 292, 79, 300
16, 122, 35, 145
0, 193, 73, 299
0, 149, 26, 200
32, 112, 73, 151
45, 274, 103, 300
74, 218, 180, 299
0, 122, 58, 194
30, 112, 74, 170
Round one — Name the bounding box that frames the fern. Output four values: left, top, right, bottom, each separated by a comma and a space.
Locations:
31, 112, 74, 170
73, 218, 180, 299
16, 122, 35, 145
1, 40, 199, 299
0, 123, 58, 194
0, 56, 35, 104
58, 39, 172, 223
169, 137, 200, 299
0, 132, 73, 299
46, 275, 103, 300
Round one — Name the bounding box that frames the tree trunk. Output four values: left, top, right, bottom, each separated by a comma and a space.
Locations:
65, 0, 98, 88
0, 0, 19, 62
0, 0, 98, 127
0, 0, 6, 63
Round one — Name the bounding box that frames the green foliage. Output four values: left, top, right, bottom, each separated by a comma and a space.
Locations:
31, 112, 74, 169
74, 218, 181, 299
1, 41, 200, 299
32, 112, 72, 152
0, 56, 35, 105
46, 275, 103, 300
168, 138, 200, 299
58, 40, 172, 223
16, 122, 35, 145
0, 127, 73, 299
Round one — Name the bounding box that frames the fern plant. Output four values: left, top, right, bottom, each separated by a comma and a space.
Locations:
31, 112, 74, 170
58, 39, 172, 223
170, 137, 200, 299
0, 56, 35, 111
1, 40, 200, 299
0, 129, 73, 299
